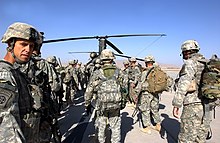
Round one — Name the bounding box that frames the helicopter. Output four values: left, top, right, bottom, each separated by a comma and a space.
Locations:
43, 34, 166, 64
68, 51, 146, 62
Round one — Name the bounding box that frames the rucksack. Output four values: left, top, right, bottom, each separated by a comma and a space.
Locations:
145, 66, 169, 93
97, 68, 122, 110
200, 54, 220, 100
198, 55, 220, 140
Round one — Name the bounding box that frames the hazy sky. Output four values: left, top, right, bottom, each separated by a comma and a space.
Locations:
1, 0, 219, 66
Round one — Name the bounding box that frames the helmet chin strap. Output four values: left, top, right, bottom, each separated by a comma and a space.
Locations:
11, 50, 28, 64
7, 39, 29, 64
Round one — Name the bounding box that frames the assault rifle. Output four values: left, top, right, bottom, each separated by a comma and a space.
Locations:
131, 89, 142, 127
132, 104, 142, 127
132, 105, 141, 117
71, 76, 79, 91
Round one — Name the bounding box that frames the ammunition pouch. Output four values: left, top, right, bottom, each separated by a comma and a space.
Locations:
187, 79, 196, 93
29, 84, 43, 110
22, 112, 41, 143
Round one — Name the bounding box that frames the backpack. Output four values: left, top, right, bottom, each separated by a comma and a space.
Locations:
200, 54, 220, 100
199, 55, 220, 140
97, 68, 122, 110
145, 66, 169, 93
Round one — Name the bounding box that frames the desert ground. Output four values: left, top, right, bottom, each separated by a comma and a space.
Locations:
58, 70, 220, 143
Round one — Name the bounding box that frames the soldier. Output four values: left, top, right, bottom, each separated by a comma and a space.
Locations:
122, 60, 130, 75
63, 60, 79, 105
88, 58, 103, 103
84, 49, 127, 143
121, 60, 130, 106
76, 62, 87, 91
76, 62, 83, 89
136, 55, 162, 134
0, 22, 42, 142
90, 58, 102, 77
172, 40, 210, 142
33, 54, 62, 143
19, 46, 62, 142
127, 57, 141, 106
94, 58, 102, 69
85, 52, 98, 80
46, 56, 64, 113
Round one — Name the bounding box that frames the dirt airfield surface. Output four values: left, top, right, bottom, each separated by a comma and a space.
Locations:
58, 70, 220, 143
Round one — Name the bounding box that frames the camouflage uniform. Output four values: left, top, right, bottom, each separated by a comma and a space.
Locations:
85, 62, 95, 83
0, 61, 27, 143
136, 55, 161, 134
85, 52, 98, 81
172, 40, 211, 143
84, 49, 127, 143
128, 57, 141, 104
46, 56, 64, 112
89, 58, 102, 78
18, 53, 62, 143
76, 62, 87, 90
121, 61, 130, 106
122, 60, 129, 77
0, 22, 42, 143
63, 60, 79, 105
32, 55, 62, 143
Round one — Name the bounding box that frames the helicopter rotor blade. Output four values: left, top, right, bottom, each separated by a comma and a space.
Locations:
43, 34, 166, 44
105, 39, 123, 54
105, 34, 166, 38
68, 51, 96, 54
114, 54, 145, 61
43, 36, 99, 44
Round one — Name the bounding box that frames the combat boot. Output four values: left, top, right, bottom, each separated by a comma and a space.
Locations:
140, 126, 151, 134
154, 123, 161, 132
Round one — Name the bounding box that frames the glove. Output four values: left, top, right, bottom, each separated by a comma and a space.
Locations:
85, 104, 92, 115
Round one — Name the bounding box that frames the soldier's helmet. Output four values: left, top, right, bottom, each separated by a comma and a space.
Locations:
95, 58, 101, 64
78, 62, 82, 65
90, 52, 98, 59
145, 55, 155, 63
181, 40, 200, 52
69, 59, 78, 65
129, 57, 136, 62
123, 60, 129, 65
46, 56, 57, 65
100, 49, 115, 61
95, 58, 101, 68
1, 22, 43, 51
